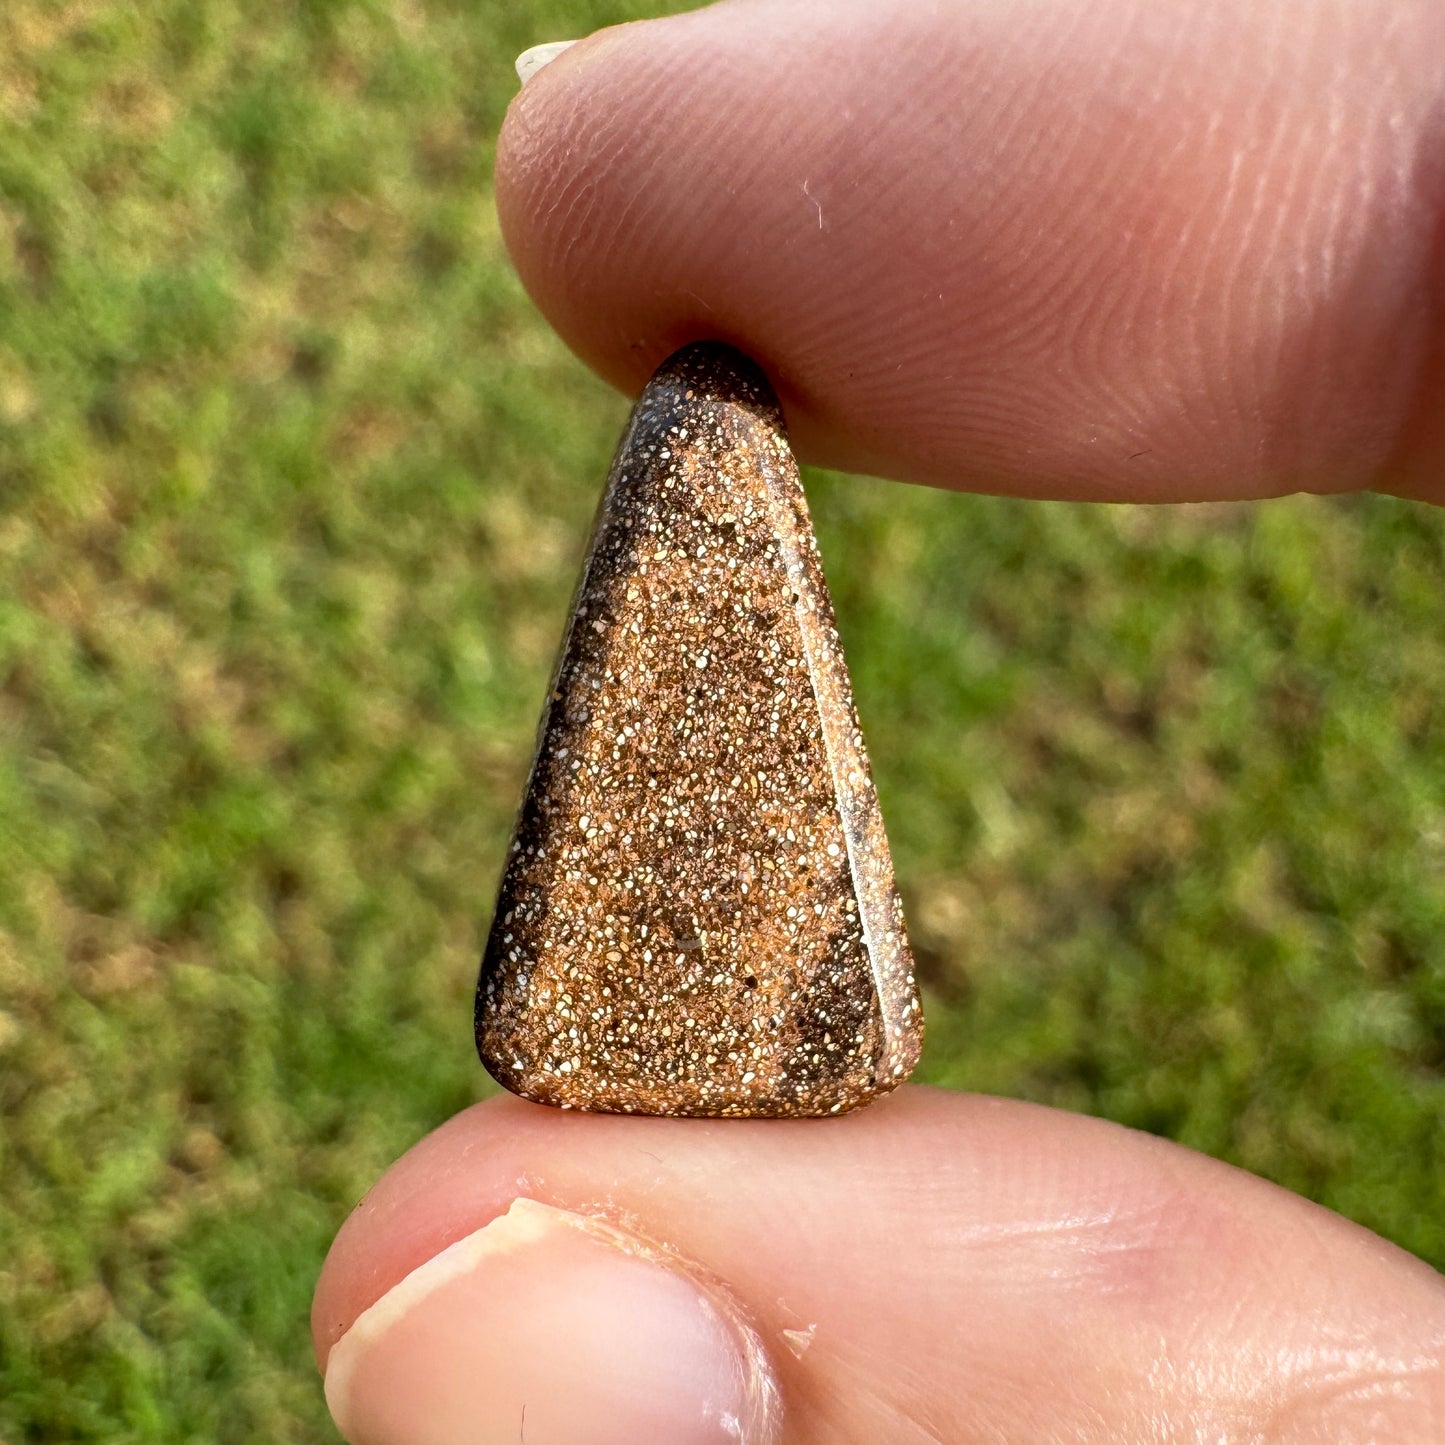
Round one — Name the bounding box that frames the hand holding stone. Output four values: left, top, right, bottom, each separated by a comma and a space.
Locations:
315, 0, 1445, 1439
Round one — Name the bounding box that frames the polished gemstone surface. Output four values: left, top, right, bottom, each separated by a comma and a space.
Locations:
476, 342, 921, 1116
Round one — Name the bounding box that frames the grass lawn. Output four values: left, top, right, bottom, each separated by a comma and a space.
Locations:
2, 1, 1442, 1439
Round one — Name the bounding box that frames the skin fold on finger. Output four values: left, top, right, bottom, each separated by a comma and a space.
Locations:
497, 0, 1445, 503
314, 1088, 1445, 1442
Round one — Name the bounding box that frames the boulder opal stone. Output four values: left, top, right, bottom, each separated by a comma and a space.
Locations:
476, 342, 922, 1116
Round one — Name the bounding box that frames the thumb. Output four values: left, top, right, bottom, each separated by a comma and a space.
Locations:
313, 1089, 1445, 1443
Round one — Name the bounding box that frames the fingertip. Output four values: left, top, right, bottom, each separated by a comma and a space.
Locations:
497, 9, 799, 403
496, 0, 1445, 501
497, 3, 876, 432
322, 1195, 780, 1445
314, 1087, 1445, 1440
311, 1096, 534, 1370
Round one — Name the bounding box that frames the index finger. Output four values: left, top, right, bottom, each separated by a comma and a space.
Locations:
497, 0, 1445, 503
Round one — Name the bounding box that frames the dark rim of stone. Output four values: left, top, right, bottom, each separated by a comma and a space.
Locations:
649, 341, 786, 432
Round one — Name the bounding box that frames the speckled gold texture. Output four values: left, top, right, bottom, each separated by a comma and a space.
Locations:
476, 343, 921, 1116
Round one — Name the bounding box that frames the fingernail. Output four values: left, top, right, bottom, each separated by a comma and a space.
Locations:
515, 40, 580, 86
324, 1197, 781, 1445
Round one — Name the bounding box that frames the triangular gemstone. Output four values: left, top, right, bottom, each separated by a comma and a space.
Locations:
476, 343, 921, 1116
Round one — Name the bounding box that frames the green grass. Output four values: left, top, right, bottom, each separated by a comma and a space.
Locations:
1, 1, 1442, 1439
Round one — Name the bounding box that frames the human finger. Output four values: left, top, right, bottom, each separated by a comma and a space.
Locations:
497, 0, 1445, 503
314, 1087, 1445, 1443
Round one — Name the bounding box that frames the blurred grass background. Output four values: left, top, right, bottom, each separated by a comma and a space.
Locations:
1, 0, 1442, 1439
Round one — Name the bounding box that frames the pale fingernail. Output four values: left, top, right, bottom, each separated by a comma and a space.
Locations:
323, 1197, 781, 1445
515, 40, 580, 86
